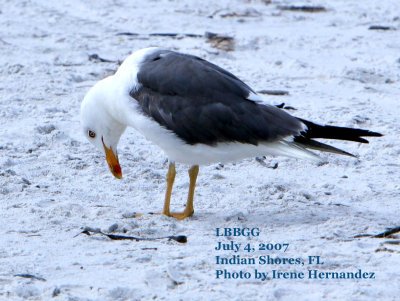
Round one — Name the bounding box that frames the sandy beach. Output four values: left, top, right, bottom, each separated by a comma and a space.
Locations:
0, 1, 399, 300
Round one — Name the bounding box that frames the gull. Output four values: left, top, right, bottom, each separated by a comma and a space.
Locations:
80, 47, 381, 219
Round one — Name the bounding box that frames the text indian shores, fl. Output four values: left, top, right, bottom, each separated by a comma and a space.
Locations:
214, 228, 376, 281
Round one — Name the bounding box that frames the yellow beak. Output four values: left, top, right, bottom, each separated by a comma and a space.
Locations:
102, 138, 122, 179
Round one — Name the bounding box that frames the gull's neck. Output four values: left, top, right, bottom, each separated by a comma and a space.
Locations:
101, 48, 162, 130
99, 75, 142, 131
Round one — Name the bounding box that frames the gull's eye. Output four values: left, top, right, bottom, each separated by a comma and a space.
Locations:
88, 130, 96, 138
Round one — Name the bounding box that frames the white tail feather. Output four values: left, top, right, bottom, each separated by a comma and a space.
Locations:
265, 141, 321, 162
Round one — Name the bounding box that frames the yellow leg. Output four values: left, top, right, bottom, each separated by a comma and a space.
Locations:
170, 165, 199, 220
136, 163, 199, 220
162, 162, 176, 216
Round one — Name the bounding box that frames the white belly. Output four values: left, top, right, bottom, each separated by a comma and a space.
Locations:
161, 140, 319, 165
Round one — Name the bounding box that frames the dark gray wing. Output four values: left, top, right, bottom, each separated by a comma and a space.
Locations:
130, 50, 303, 145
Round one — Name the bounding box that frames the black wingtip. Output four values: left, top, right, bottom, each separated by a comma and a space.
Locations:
297, 118, 383, 143
352, 131, 383, 144
294, 136, 359, 157
365, 131, 383, 137
355, 137, 369, 144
